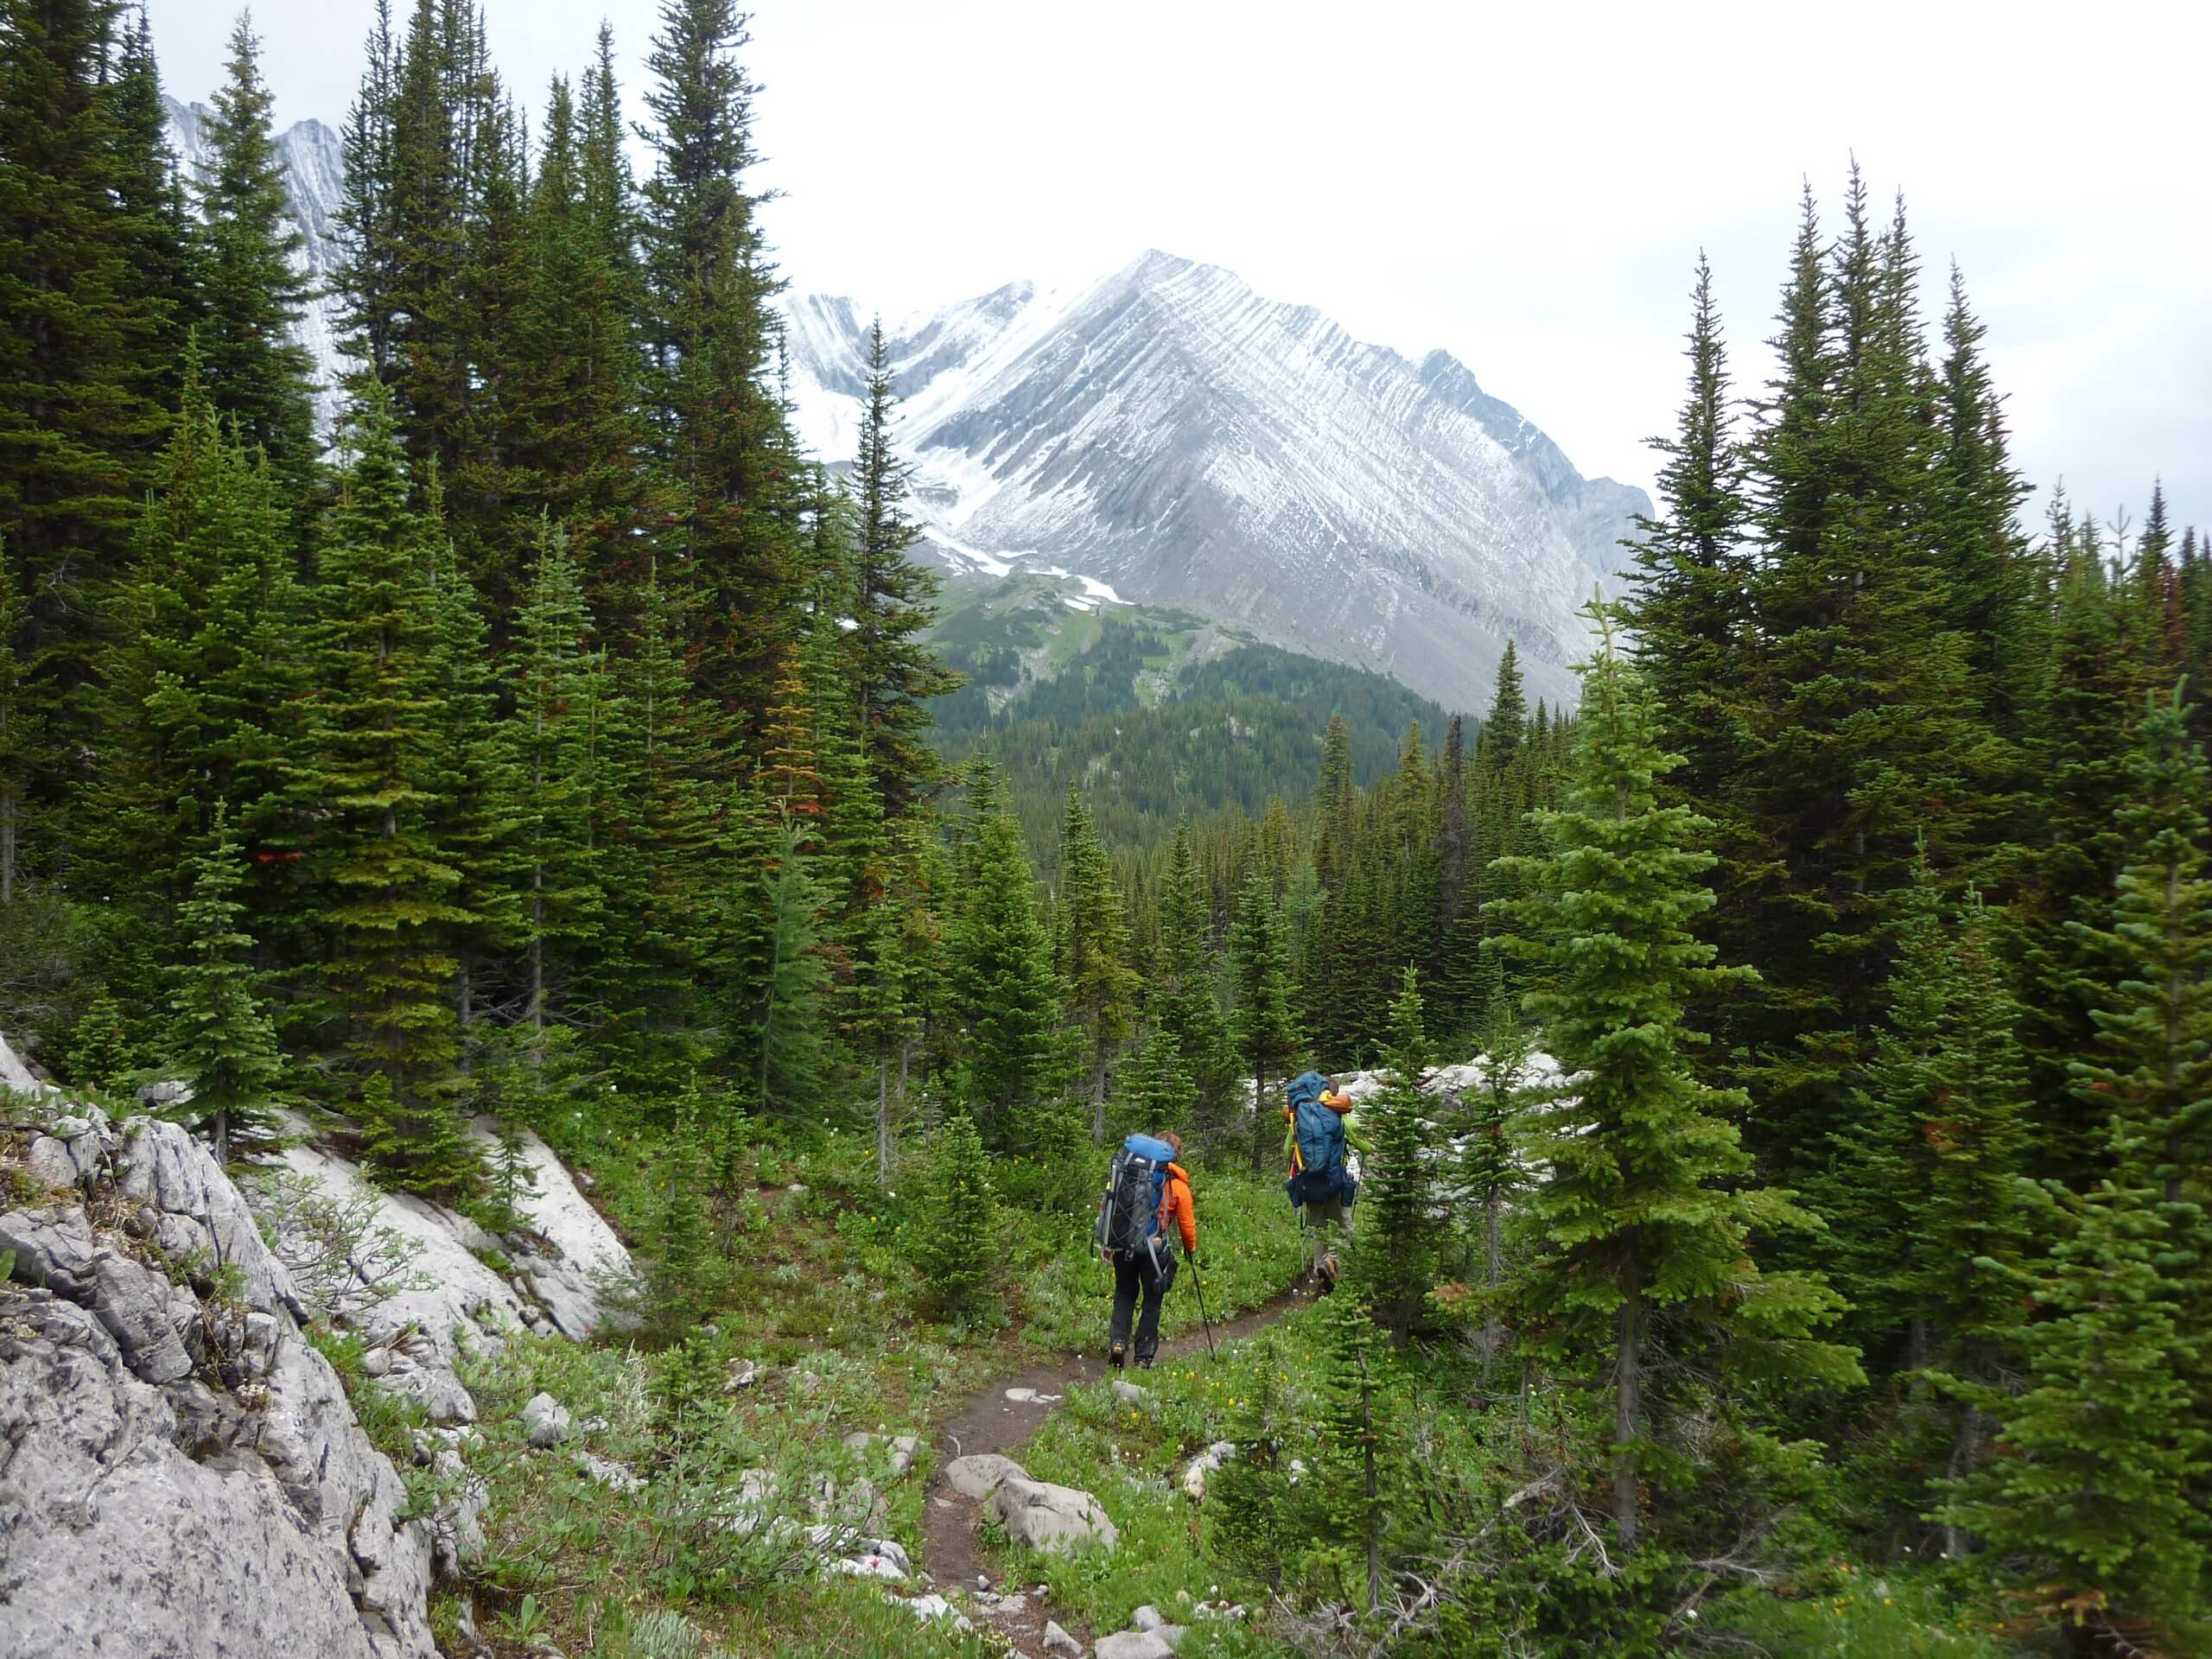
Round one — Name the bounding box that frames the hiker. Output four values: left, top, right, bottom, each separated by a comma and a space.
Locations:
1282, 1071, 1360, 1290
1095, 1128, 1198, 1370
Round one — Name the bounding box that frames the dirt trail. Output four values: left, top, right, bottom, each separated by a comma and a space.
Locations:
918, 1282, 1311, 1656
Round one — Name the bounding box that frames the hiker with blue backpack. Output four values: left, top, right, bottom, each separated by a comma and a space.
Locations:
1283, 1071, 1364, 1291
1095, 1129, 1199, 1369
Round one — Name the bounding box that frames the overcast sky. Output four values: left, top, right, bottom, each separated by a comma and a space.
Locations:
150, 0, 2209, 537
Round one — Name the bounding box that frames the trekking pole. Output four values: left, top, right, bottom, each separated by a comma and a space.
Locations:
1186, 1254, 1218, 1358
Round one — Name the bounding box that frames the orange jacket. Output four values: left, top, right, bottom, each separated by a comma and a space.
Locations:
1162, 1163, 1198, 1254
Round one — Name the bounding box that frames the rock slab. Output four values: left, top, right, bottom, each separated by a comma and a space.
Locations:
990, 1478, 1120, 1554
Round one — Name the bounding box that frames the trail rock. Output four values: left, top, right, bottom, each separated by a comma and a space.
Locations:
1110, 1379, 1154, 1408
990, 1478, 1119, 1554
1094, 1634, 1178, 1659
1006, 1385, 1061, 1404
1043, 1621, 1084, 1656
943, 1452, 1028, 1498
522, 1392, 570, 1448
1132, 1605, 1166, 1631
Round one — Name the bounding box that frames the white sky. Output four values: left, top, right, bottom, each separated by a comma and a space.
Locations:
150, 0, 2210, 538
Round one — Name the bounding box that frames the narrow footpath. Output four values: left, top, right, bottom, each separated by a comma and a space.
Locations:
918, 1284, 1310, 1656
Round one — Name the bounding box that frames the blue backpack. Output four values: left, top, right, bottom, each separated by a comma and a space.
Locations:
1097, 1133, 1177, 1260
1285, 1071, 1350, 1206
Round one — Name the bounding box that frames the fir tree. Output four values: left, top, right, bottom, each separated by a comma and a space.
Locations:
1152, 819, 1237, 1144
944, 756, 1067, 1154
164, 802, 283, 1164
297, 384, 474, 1189
510, 521, 611, 1058
1230, 865, 1299, 1172
0, 0, 181, 784
907, 1112, 1001, 1321
1937, 1170, 2208, 1656
191, 13, 320, 495
2068, 683, 2212, 1208
1480, 640, 1526, 770
849, 318, 961, 819
639, 0, 802, 731
1354, 967, 1441, 1338
1116, 1027, 1197, 1146
1492, 603, 1859, 1551
1055, 786, 1139, 1142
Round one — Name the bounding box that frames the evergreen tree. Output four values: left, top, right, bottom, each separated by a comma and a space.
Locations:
639, 0, 802, 731
510, 521, 611, 1058
191, 13, 320, 495
163, 802, 283, 1163
1492, 603, 1859, 1551
849, 318, 961, 818
944, 757, 1066, 1154
296, 385, 475, 1191
1152, 819, 1237, 1143
906, 1112, 1001, 1321
1480, 640, 1526, 770
1353, 967, 1441, 1338
1230, 866, 1299, 1171
0, 0, 181, 787
2068, 683, 2212, 1208
1937, 1170, 2208, 1656
1116, 1027, 1197, 1145
1055, 786, 1139, 1142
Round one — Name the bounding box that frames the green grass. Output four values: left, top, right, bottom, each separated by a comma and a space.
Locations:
1707, 1567, 2013, 1658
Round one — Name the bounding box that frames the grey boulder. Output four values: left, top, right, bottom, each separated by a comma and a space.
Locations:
942, 1452, 1027, 1498
990, 1478, 1119, 1554
522, 1391, 571, 1447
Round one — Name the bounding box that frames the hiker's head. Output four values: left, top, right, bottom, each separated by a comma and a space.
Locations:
1161, 1130, 1183, 1159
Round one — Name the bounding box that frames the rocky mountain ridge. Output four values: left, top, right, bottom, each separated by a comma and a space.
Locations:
157, 95, 1646, 713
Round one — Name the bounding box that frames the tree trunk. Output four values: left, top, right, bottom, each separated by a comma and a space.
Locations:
1, 788, 15, 905
1250, 1063, 1268, 1173
1615, 1267, 1643, 1553
1091, 1048, 1107, 1145
1480, 1195, 1504, 1389
876, 1059, 893, 1181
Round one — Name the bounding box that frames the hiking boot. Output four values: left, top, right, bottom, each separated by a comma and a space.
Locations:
1135, 1357, 1154, 1370
1108, 1344, 1126, 1370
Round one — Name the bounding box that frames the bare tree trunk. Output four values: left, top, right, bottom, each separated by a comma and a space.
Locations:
1480, 1196, 1505, 1389
1, 788, 15, 905
876, 1059, 893, 1181
1615, 1241, 1643, 1553
1091, 1048, 1107, 1145
1250, 1064, 1268, 1173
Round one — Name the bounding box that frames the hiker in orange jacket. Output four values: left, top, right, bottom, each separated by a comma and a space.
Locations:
1100, 1130, 1198, 1370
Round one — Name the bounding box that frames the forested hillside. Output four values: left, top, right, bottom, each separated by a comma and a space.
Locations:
3, 3, 2209, 1657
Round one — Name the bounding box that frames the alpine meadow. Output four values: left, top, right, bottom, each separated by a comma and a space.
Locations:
2, 3, 2209, 1659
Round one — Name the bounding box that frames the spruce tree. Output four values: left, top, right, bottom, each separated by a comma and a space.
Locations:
1153, 819, 1237, 1143
907, 1112, 1001, 1321
1937, 1169, 2208, 1655
191, 13, 320, 496
1492, 603, 1859, 1551
1354, 967, 1441, 1338
726, 795, 830, 1120
510, 522, 611, 1058
850, 318, 961, 818
1055, 786, 1139, 1142
0, 0, 181, 785
639, 0, 803, 732
2068, 683, 2212, 1208
1230, 865, 1300, 1171
296, 384, 475, 1192
1116, 1027, 1197, 1145
164, 803, 283, 1164
1480, 640, 1526, 770
944, 757, 1067, 1154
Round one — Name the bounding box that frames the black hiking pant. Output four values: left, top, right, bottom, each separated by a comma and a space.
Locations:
1109, 1246, 1178, 1365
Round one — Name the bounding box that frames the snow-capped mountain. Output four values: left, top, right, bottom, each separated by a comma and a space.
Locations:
158, 93, 1646, 711
784, 252, 1649, 712
162, 96, 349, 427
